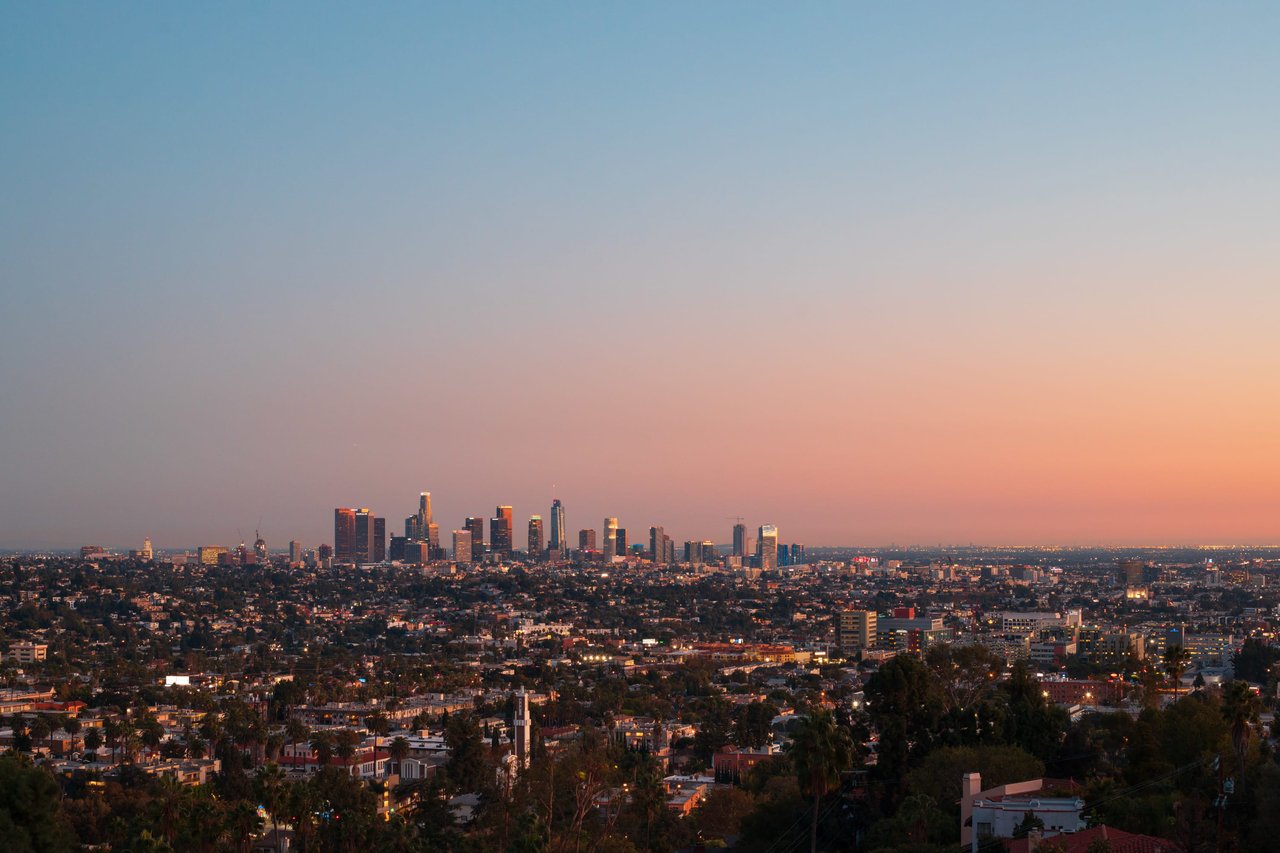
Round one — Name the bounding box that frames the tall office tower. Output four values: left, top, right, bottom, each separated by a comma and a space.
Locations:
579, 528, 597, 552
354, 508, 371, 562
419, 492, 433, 529
778, 544, 790, 567
792, 544, 806, 564
427, 523, 440, 553
649, 526, 665, 563
253, 530, 269, 565
758, 524, 778, 571
615, 527, 627, 556
513, 689, 531, 771
1120, 559, 1145, 587
837, 609, 877, 656
453, 529, 472, 563
388, 536, 407, 561
528, 516, 544, 559
732, 523, 748, 558
491, 506, 513, 555
405, 515, 421, 540
465, 517, 485, 556
141, 538, 154, 561
684, 541, 703, 566
334, 508, 357, 564
289, 540, 303, 564
549, 499, 567, 553
373, 517, 386, 562
602, 518, 618, 561
701, 541, 717, 562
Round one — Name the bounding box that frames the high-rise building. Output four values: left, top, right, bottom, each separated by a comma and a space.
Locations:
405, 515, 421, 540
837, 610, 877, 656
615, 527, 627, 557
1120, 559, 1145, 587
141, 538, 154, 561
528, 516, 544, 559
650, 526, 666, 563
732, 523, 748, 558
388, 536, 407, 561
465, 517, 485, 556
419, 492, 433, 529
426, 523, 440, 556
453, 529, 472, 563
549, 498, 567, 553
352, 509, 383, 564
405, 540, 430, 564
579, 529, 597, 552
684, 541, 703, 566
198, 545, 228, 566
289, 540, 303, 564
602, 518, 618, 562
758, 524, 778, 571
334, 508, 357, 564
491, 506, 513, 555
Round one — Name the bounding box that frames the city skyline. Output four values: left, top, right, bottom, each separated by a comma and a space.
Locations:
5, 5, 1280, 549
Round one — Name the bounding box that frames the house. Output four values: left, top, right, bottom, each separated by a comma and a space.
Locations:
961, 772, 1085, 852
1004, 825, 1176, 853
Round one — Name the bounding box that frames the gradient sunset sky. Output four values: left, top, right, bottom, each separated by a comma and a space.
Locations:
4, 3, 1280, 549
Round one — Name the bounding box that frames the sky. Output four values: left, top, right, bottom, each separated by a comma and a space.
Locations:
3, 3, 1280, 549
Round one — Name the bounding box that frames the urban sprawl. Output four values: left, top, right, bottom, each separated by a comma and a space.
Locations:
4, 491, 1280, 852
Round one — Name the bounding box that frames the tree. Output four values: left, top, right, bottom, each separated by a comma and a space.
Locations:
254, 764, 287, 853
1163, 645, 1192, 697
389, 736, 410, 775
786, 711, 853, 853
694, 786, 755, 840
864, 654, 944, 780
28, 716, 52, 755
444, 714, 487, 793
1221, 680, 1261, 785
0, 755, 76, 852
310, 732, 334, 767
1001, 661, 1067, 762
906, 744, 1043, 822
334, 728, 361, 769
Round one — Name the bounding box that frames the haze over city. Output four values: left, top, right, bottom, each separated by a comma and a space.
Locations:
5, 3, 1280, 549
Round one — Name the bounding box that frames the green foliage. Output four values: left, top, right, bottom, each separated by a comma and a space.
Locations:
0, 755, 75, 852
906, 744, 1044, 822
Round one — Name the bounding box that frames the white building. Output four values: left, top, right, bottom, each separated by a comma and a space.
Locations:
962, 772, 1085, 852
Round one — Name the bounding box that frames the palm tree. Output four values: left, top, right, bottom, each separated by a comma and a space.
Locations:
389, 736, 410, 777
310, 732, 334, 767
285, 717, 309, 746
29, 715, 52, 756
1222, 680, 1261, 787
334, 728, 361, 772
1163, 645, 1192, 698
787, 710, 854, 853
228, 800, 264, 853
365, 714, 391, 777
254, 764, 287, 853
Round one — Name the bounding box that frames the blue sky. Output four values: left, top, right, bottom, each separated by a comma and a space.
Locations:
3, 3, 1280, 548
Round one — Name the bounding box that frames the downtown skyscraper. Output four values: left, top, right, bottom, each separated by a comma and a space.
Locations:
549, 498, 567, 554
758, 523, 778, 571
602, 517, 618, 562
528, 516, 544, 560
490, 506, 513, 555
